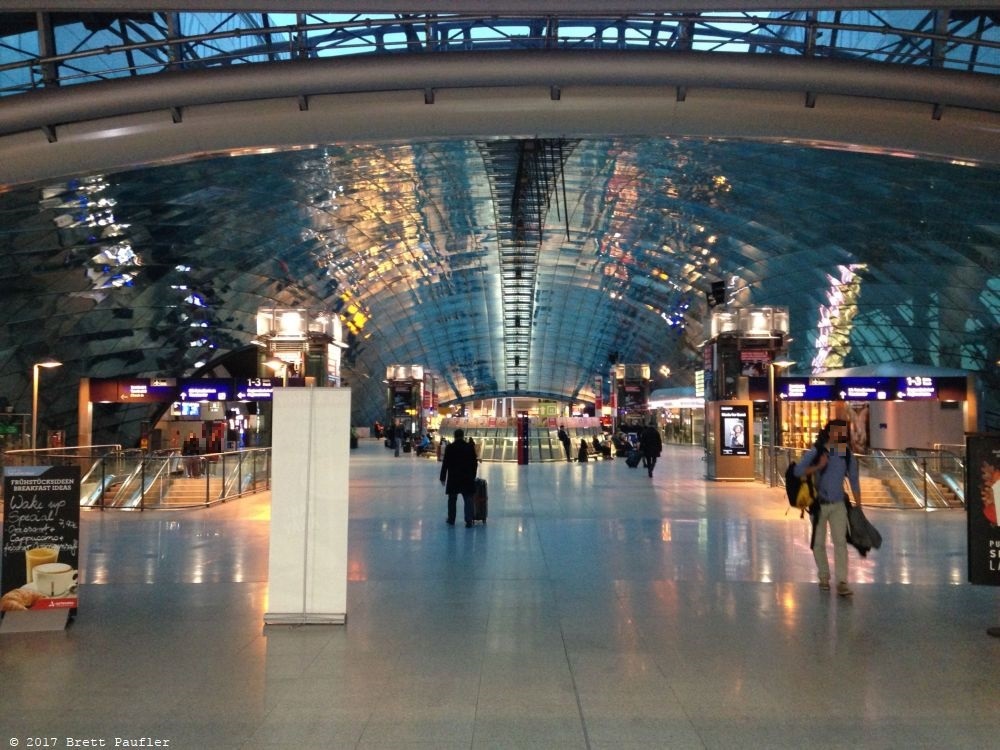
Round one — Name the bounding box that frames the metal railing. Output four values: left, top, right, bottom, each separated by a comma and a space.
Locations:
1, 10, 997, 98
772, 445, 966, 510
459, 428, 607, 463
3, 446, 270, 510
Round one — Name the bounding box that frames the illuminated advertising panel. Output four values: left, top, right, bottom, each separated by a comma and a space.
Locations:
720, 404, 749, 457
967, 434, 1000, 586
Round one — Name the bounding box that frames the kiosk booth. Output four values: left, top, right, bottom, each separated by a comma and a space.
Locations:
702, 306, 790, 481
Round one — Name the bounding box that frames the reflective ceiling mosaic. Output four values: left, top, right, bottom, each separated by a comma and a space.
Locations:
0, 136, 998, 438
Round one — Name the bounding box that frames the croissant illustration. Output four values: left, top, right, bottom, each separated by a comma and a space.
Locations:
0, 587, 45, 611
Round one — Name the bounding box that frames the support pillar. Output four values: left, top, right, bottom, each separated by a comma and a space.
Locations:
265, 387, 351, 625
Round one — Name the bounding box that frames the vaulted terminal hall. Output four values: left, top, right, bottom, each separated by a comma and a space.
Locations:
0, 3, 999, 748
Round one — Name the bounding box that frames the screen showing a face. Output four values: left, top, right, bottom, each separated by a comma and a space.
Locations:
720, 405, 749, 457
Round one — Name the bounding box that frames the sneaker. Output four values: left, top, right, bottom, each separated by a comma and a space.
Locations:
818, 579, 830, 591
837, 582, 853, 597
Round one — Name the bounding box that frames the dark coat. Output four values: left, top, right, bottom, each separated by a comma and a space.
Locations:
639, 427, 662, 458
440, 439, 478, 495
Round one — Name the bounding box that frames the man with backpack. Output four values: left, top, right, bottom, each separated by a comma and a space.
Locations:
795, 419, 862, 596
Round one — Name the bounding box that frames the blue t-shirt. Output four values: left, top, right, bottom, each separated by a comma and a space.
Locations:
795, 445, 861, 503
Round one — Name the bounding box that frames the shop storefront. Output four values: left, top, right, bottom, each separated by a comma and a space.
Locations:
649, 387, 704, 445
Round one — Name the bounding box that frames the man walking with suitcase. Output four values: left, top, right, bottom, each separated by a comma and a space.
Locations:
639, 423, 663, 478
440, 428, 479, 528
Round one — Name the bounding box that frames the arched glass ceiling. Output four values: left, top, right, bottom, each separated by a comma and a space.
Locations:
0, 136, 997, 440
1, 8, 997, 98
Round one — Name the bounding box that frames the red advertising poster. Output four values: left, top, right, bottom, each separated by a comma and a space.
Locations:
1, 465, 81, 620
967, 435, 1000, 585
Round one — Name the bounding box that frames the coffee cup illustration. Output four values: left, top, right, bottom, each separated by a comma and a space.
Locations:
33, 562, 77, 597
25, 546, 59, 585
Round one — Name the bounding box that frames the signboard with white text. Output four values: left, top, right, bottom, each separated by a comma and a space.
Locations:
1, 465, 80, 619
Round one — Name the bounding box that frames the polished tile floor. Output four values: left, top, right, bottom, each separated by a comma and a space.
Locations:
3, 440, 1000, 749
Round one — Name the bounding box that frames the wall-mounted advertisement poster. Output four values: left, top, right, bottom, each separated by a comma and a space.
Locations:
1, 466, 81, 623
720, 404, 749, 457
967, 435, 1000, 586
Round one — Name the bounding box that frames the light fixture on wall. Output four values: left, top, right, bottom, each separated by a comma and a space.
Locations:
32, 360, 63, 451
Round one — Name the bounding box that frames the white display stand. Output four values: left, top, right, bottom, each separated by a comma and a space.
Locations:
264, 388, 351, 626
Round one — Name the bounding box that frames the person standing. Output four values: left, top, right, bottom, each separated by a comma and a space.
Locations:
795, 419, 862, 596
393, 422, 402, 457
558, 426, 572, 462
182, 431, 201, 477
638, 423, 662, 478
440, 428, 479, 527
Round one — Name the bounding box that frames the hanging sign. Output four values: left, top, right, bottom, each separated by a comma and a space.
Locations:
179, 378, 233, 402
1, 465, 81, 618
235, 377, 276, 401
967, 434, 1000, 585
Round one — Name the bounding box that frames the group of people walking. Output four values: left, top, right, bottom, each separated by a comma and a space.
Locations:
437, 418, 860, 597
557, 424, 662, 477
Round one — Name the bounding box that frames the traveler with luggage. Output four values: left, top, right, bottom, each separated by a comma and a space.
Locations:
638, 423, 663, 478
795, 419, 862, 596
440, 428, 479, 527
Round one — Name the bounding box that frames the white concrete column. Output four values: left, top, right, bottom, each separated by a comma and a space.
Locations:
264, 387, 351, 625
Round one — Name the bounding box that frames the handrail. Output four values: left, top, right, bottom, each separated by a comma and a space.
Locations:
3, 446, 270, 509
4, 444, 124, 459
1, 10, 997, 100
776, 446, 966, 511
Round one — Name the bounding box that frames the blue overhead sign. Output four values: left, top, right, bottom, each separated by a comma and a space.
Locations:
753, 375, 967, 402
778, 378, 835, 401
838, 377, 891, 401
178, 378, 232, 402
235, 378, 276, 401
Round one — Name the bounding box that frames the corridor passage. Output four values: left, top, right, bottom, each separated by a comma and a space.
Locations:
1, 440, 997, 749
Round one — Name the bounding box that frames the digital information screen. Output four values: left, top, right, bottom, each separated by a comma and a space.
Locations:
719, 404, 749, 457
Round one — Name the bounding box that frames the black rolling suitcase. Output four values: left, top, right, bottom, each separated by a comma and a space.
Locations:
625, 449, 641, 468
472, 478, 488, 524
